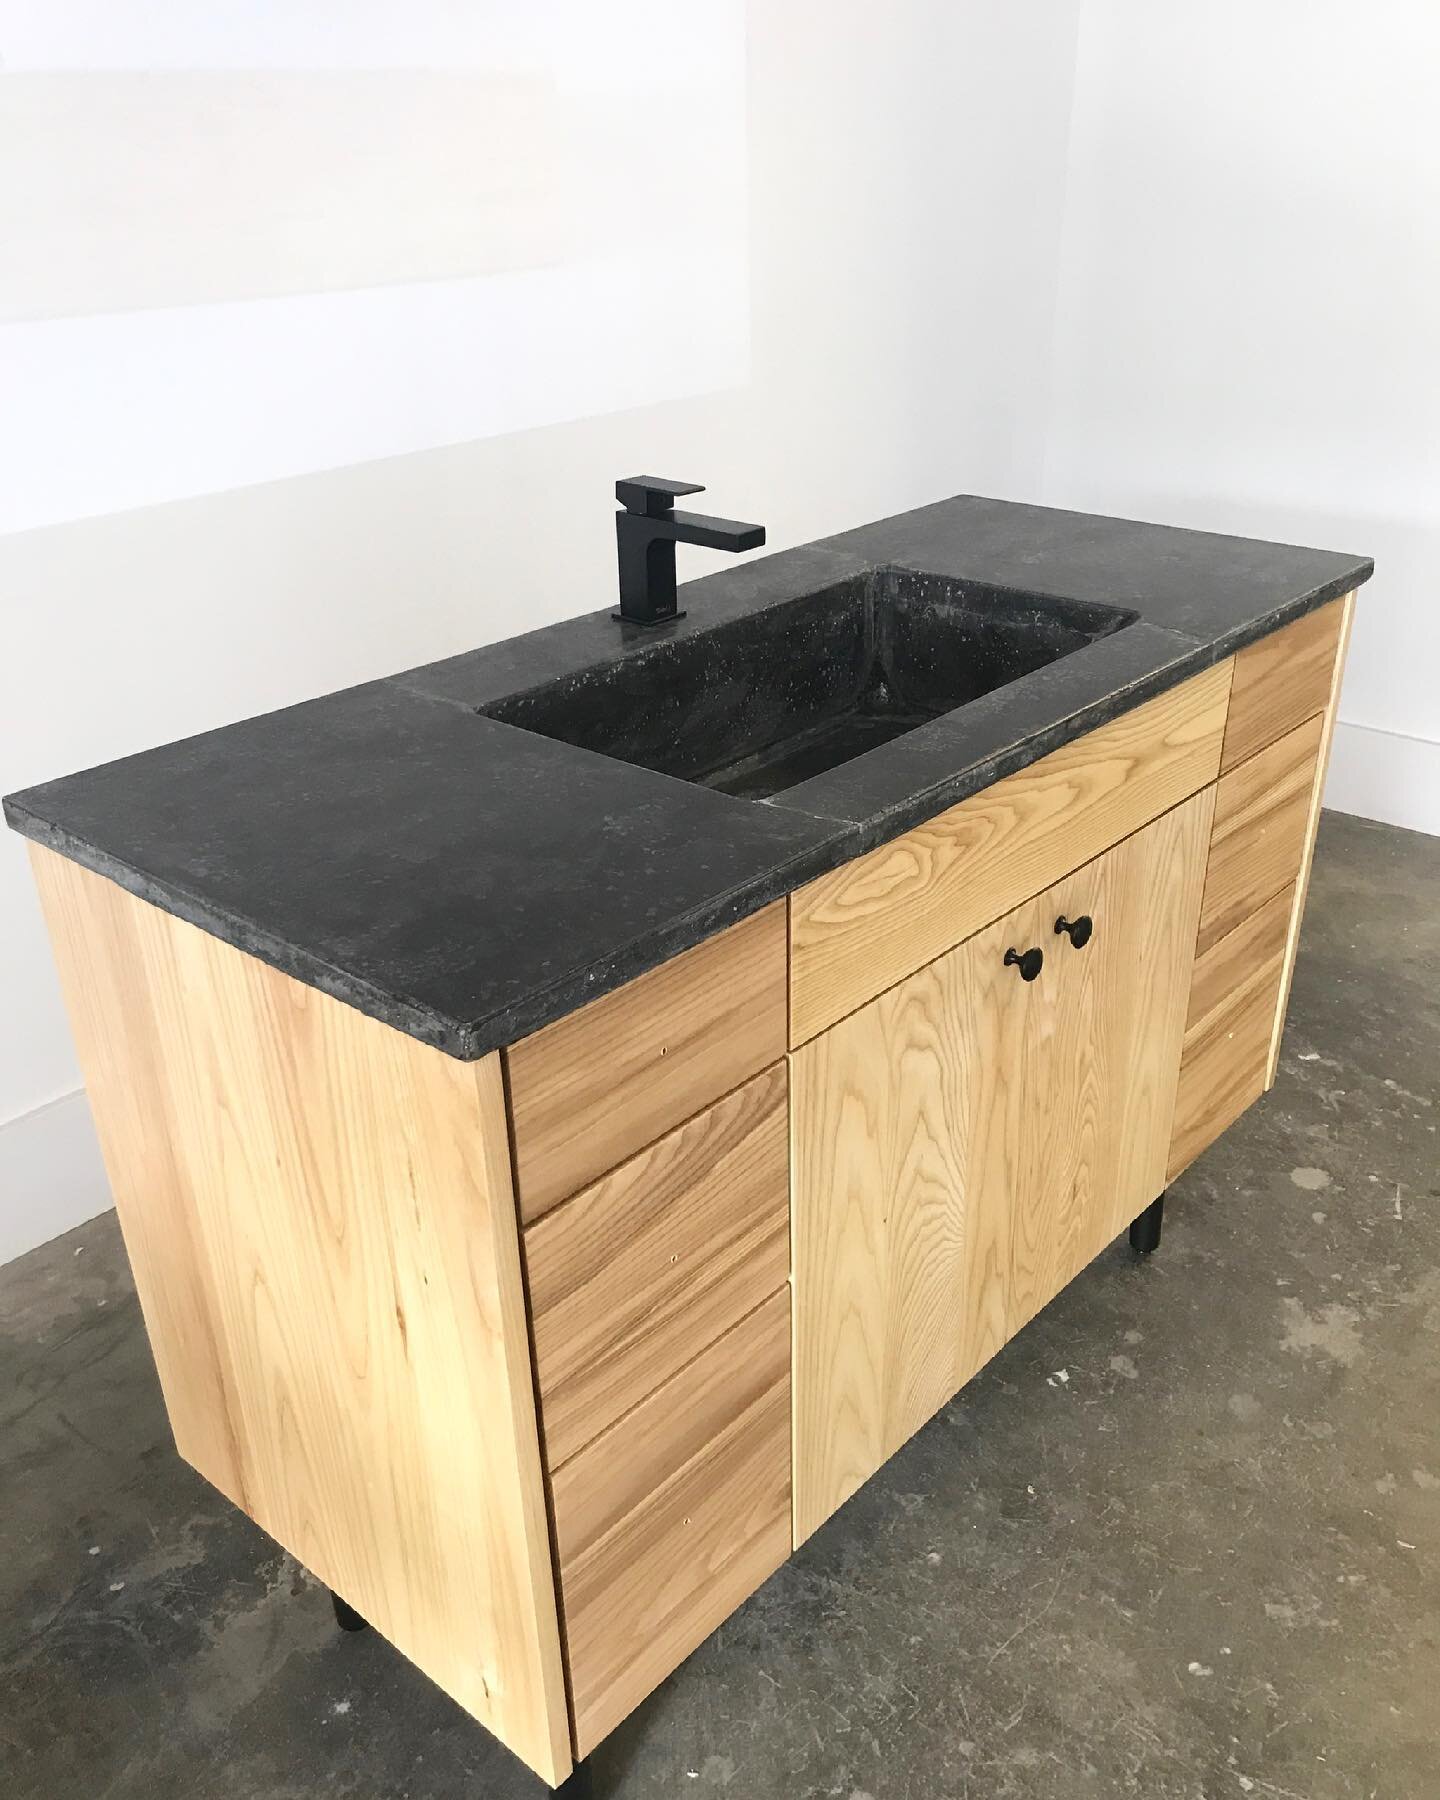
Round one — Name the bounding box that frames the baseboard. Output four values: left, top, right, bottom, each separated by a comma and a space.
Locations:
0, 1089, 113, 1267
1325, 720, 1440, 837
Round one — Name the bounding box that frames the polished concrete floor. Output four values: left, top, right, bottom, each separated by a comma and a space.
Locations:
2, 811, 1437, 1800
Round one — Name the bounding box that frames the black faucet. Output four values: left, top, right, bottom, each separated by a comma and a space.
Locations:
613, 476, 765, 627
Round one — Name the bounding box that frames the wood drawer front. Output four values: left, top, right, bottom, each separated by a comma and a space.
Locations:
525, 1063, 789, 1470
1196, 713, 1324, 958
1169, 883, 1295, 1180
505, 903, 787, 1223
789, 661, 1232, 1044
551, 1289, 791, 1756
1222, 599, 1347, 774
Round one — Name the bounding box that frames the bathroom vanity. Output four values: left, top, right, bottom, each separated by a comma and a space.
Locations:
5, 496, 1370, 1792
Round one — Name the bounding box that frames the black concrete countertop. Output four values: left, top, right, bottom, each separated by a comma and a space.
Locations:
4, 496, 1372, 1059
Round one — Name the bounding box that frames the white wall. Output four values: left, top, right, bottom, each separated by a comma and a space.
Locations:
1044, 0, 1440, 835
0, 2, 1083, 1261
2, 7, 754, 529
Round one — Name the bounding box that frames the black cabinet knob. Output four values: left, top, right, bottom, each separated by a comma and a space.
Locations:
1055, 913, 1093, 949
1004, 946, 1044, 982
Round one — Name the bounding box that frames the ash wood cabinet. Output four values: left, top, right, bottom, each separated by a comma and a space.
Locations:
790, 791, 1213, 1541
25, 595, 1356, 1790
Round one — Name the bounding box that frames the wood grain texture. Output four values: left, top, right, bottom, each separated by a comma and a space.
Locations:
506, 904, 787, 1223
525, 1062, 789, 1470
1221, 598, 1347, 773
1167, 891, 1294, 1181
1185, 881, 1295, 1037
1266, 592, 1356, 1083
551, 1290, 791, 1756
789, 663, 1231, 1044
1196, 711, 1326, 958
791, 792, 1211, 1541
790, 942, 1009, 1540
29, 847, 573, 1785
1006, 789, 1213, 1334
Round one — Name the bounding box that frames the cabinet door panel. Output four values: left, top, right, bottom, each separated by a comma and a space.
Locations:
792, 790, 1211, 1542
791, 942, 1013, 1542
1008, 793, 1214, 1330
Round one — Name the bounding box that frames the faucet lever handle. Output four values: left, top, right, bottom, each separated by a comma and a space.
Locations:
616, 475, 706, 517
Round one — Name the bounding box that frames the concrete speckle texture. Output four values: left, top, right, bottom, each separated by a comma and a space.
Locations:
2, 812, 1436, 1799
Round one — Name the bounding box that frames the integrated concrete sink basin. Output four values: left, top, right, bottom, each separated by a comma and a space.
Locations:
481, 569, 1138, 799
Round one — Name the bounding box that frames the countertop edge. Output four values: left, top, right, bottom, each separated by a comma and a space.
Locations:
1157, 569, 1371, 659
5, 804, 480, 1058
5, 797, 849, 1062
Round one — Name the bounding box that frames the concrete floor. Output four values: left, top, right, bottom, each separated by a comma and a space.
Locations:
2, 810, 1437, 1800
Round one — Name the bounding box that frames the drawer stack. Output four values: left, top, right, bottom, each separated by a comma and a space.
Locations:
503, 903, 792, 1754
1168, 598, 1353, 1177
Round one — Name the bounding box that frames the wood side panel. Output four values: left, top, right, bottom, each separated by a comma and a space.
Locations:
26, 846, 246, 1506
791, 794, 1210, 1542
1195, 712, 1326, 958
1221, 598, 1347, 773
29, 847, 573, 1786
789, 662, 1231, 1044
506, 904, 787, 1222
551, 1291, 791, 1756
1266, 591, 1356, 1083
525, 1063, 789, 1470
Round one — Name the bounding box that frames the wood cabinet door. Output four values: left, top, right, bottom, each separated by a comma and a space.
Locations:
791, 788, 1212, 1542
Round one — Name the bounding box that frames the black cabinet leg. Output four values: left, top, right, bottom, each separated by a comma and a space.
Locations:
1129, 1193, 1165, 1256
330, 1589, 369, 1633
551, 1758, 594, 1798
